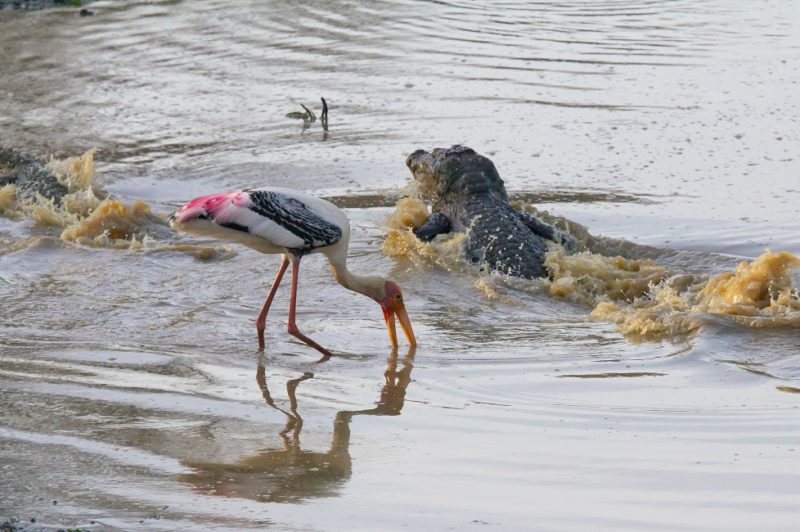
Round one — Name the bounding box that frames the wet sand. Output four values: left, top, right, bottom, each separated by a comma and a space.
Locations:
1, 1, 800, 530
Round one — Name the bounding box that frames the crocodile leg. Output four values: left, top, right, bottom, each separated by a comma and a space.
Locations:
517, 210, 577, 253
413, 212, 452, 242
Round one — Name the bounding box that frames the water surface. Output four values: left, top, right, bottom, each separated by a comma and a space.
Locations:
1, 1, 800, 530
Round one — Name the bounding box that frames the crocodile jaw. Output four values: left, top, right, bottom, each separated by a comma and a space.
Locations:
406, 149, 439, 200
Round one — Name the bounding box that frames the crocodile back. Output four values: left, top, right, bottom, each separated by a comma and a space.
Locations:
459, 196, 548, 279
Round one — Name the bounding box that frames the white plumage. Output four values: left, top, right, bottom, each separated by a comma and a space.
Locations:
170, 186, 415, 356
171, 187, 347, 253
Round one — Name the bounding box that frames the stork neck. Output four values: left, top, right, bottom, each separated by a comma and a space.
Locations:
329, 259, 384, 302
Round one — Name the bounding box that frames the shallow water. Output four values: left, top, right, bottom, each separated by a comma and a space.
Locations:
2, 1, 800, 530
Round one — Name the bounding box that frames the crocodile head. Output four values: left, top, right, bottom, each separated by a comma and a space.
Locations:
405, 145, 508, 206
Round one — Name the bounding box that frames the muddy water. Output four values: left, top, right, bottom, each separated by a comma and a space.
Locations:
2, 1, 800, 530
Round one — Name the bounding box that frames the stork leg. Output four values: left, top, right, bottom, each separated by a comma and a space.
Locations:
287, 257, 333, 358
256, 255, 290, 351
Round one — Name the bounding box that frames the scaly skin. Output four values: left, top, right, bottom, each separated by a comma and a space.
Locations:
459, 194, 548, 278
406, 145, 574, 279
0, 1, 85, 10
0, 147, 68, 202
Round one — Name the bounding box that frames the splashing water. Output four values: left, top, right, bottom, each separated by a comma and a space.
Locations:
384, 197, 800, 338
382, 197, 468, 272
0, 149, 103, 226
592, 251, 800, 338
0, 184, 17, 217
0, 149, 234, 260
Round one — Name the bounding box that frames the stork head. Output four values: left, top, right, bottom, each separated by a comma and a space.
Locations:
379, 281, 416, 348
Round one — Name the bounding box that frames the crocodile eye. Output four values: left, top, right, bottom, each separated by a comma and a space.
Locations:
471, 256, 480, 263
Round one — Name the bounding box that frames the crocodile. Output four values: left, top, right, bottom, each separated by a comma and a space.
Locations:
0, 1, 92, 11
0, 147, 68, 202
405, 145, 576, 279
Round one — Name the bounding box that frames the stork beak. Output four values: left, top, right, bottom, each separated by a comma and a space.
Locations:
382, 302, 416, 348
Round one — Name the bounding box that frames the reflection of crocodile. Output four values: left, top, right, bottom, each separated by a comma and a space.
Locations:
177, 349, 414, 503
0, 147, 67, 202
406, 145, 577, 279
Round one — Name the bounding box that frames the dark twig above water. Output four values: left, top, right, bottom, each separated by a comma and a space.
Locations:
300, 104, 316, 123
286, 105, 315, 124
286, 98, 329, 135
321, 97, 329, 131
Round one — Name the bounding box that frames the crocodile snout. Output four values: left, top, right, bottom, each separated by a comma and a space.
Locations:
405, 149, 431, 175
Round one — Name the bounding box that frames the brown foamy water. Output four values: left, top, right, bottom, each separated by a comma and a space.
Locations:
385, 197, 800, 339
1, 1, 800, 530
0, 150, 235, 260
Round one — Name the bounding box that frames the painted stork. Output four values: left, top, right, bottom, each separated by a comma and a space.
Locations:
169, 187, 416, 356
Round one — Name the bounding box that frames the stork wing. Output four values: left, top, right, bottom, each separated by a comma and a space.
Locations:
172, 189, 342, 250
245, 189, 342, 249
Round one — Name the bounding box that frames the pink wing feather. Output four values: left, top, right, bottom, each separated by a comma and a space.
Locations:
171, 190, 308, 249
172, 188, 341, 251
172, 191, 250, 224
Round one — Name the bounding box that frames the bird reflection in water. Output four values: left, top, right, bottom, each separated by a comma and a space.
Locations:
177, 348, 415, 503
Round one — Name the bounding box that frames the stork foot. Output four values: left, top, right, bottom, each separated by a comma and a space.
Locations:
287, 323, 333, 358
